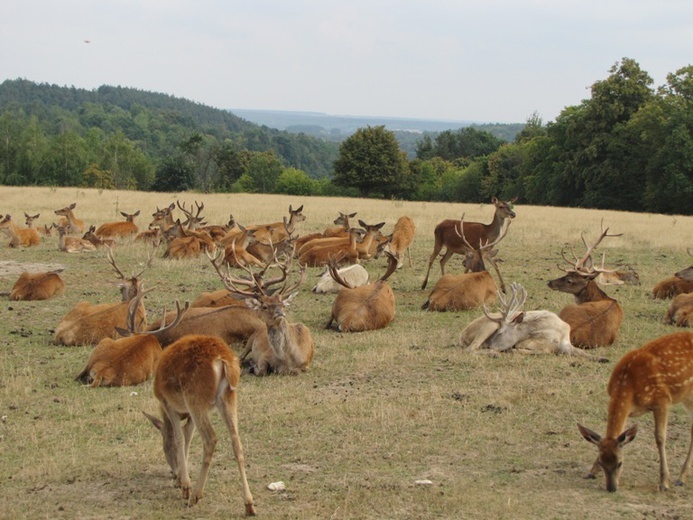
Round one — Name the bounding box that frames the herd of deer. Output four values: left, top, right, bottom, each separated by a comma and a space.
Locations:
3, 196, 693, 511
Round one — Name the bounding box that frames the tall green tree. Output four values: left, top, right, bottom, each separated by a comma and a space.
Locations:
333, 125, 410, 198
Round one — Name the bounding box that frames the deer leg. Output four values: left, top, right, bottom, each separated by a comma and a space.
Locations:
182, 417, 195, 470
422, 242, 443, 289
217, 394, 256, 516
187, 413, 217, 506
675, 417, 693, 486
439, 249, 454, 276
161, 404, 192, 498
653, 406, 671, 491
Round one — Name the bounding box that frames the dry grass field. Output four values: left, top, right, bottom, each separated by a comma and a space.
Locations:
1, 186, 692, 519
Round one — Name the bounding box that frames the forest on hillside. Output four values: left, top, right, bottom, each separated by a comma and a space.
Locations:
1, 58, 692, 214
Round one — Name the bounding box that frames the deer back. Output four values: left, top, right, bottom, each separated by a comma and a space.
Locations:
10, 270, 66, 301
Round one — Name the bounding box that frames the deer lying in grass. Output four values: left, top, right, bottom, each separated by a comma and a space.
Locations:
82, 225, 116, 249
312, 264, 369, 294
653, 257, 693, 299
422, 197, 517, 289
54, 202, 85, 234
383, 215, 415, 268
0, 214, 40, 247
577, 331, 693, 492
663, 266, 693, 327
548, 222, 624, 348
9, 270, 66, 301
210, 248, 314, 376
56, 224, 97, 253
144, 334, 256, 513
422, 218, 508, 311
295, 211, 356, 252
595, 266, 640, 286
54, 248, 150, 345
458, 282, 608, 361
326, 251, 398, 332
95, 210, 140, 239
75, 288, 189, 387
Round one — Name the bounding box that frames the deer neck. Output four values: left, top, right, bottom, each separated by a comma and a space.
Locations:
575, 280, 612, 304
486, 210, 507, 240
266, 319, 292, 359
604, 385, 634, 439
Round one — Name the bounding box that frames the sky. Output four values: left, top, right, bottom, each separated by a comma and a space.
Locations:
1, 1, 691, 124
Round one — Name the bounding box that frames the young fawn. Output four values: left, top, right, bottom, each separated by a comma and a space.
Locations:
578, 331, 693, 492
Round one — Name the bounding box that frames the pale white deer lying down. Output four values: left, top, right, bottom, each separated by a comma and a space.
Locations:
75, 287, 189, 387
325, 252, 398, 332
311, 264, 369, 294
209, 248, 314, 376
577, 331, 693, 492
144, 334, 256, 514
458, 282, 608, 362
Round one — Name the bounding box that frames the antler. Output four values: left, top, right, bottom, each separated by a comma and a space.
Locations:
559, 220, 623, 274
482, 282, 527, 325
455, 214, 511, 252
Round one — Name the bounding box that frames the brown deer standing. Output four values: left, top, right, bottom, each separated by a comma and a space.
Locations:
422, 218, 508, 312
53, 248, 150, 345
422, 197, 517, 289
54, 202, 85, 234
458, 282, 608, 361
143, 334, 256, 513
577, 331, 693, 492
384, 215, 416, 268
210, 248, 314, 376
326, 251, 398, 332
9, 270, 66, 301
75, 288, 189, 387
547, 222, 624, 348
95, 210, 140, 239
0, 214, 40, 247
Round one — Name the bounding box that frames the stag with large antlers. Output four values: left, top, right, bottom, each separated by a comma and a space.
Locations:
209, 247, 314, 375
325, 251, 398, 332
459, 282, 608, 361
422, 217, 508, 311
422, 197, 517, 289
75, 287, 189, 387
577, 331, 693, 492
144, 334, 256, 513
54, 248, 151, 345
547, 221, 624, 348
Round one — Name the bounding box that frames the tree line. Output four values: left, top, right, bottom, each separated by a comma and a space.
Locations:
2, 59, 692, 215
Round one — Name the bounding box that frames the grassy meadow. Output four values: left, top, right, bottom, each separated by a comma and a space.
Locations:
1, 186, 692, 519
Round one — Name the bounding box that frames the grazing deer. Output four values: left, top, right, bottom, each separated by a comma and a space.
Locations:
422, 217, 508, 311
547, 222, 624, 348
422, 197, 517, 289
312, 264, 369, 294
143, 334, 256, 513
9, 270, 66, 301
383, 215, 415, 269
326, 251, 398, 332
0, 214, 40, 247
577, 331, 693, 492
75, 288, 189, 387
54, 202, 85, 234
53, 248, 150, 345
95, 210, 140, 239
56, 224, 97, 253
210, 248, 314, 376
82, 225, 116, 249
458, 282, 608, 361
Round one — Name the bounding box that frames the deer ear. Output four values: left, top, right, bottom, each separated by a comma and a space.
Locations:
283, 291, 299, 305
512, 312, 524, 324
618, 424, 637, 446
244, 298, 261, 311
577, 424, 602, 445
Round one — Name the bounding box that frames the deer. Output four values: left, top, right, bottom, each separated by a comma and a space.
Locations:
312, 263, 369, 294
75, 288, 189, 387
94, 210, 140, 239
547, 221, 624, 349
653, 257, 693, 299
325, 251, 398, 332
664, 266, 693, 326
383, 215, 415, 269
458, 282, 608, 361
53, 248, 150, 345
253, 204, 306, 244
295, 211, 357, 252
54, 202, 85, 234
82, 225, 116, 249
56, 224, 97, 253
299, 221, 385, 267
163, 221, 216, 259
422, 217, 508, 312
222, 226, 264, 268
24, 212, 54, 238
147, 202, 177, 237
143, 334, 256, 513
210, 247, 314, 376
577, 331, 693, 492
422, 197, 517, 289
595, 266, 641, 286
0, 214, 40, 247
9, 269, 66, 301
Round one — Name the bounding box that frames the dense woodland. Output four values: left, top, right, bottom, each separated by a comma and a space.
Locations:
1, 57, 692, 214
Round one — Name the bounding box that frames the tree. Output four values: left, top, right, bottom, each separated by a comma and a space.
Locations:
275, 168, 316, 195
152, 156, 195, 192
332, 125, 409, 198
